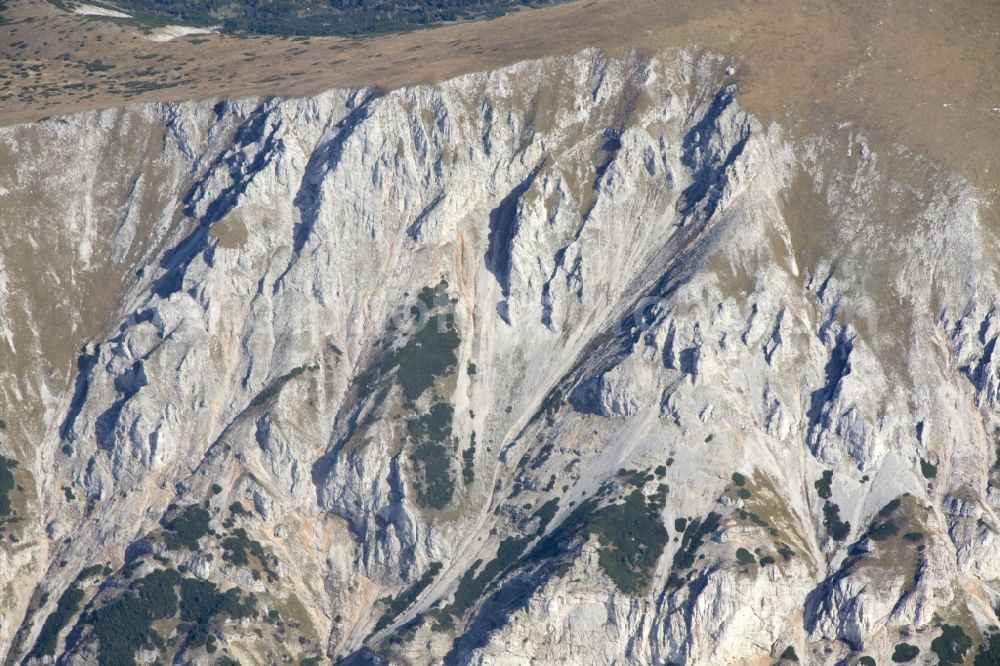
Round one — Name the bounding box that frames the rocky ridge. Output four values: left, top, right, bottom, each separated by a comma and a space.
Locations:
0, 48, 997, 665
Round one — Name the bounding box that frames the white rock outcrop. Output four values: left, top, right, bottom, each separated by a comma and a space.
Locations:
0, 48, 997, 665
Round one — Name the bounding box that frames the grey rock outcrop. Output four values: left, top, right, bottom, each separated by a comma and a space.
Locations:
0, 47, 997, 665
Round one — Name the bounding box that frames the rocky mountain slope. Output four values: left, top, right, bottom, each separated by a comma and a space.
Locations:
0, 48, 998, 665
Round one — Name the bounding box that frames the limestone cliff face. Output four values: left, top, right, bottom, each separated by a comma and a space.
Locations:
0, 48, 997, 665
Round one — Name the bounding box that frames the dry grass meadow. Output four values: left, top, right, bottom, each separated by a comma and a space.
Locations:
0, 0, 996, 194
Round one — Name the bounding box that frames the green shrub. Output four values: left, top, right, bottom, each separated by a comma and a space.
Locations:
868, 520, 899, 541
931, 624, 973, 665
221, 528, 277, 580
86, 565, 255, 664
823, 501, 851, 541
532, 499, 559, 534
84, 60, 115, 72
90, 569, 182, 664
373, 561, 442, 631
393, 283, 459, 402
670, 512, 720, 574
462, 445, 476, 484
879, 498, 902, 517
177, 576, 256, 647
0, 455, 17, 523
162, 505, 210, 550
436, 536, 529, 622
408, 402, 453, 441
891, 643, 919, 663
814, 470, 833, 499
411, 441, 454, 509
975, 631, 1000, 666
29, 585, 85, 657
920, 458, 938, 479
537, 388, 564, 426
78, 564, 105, 580
409, 402, 457, 508
588, 490, 668, 594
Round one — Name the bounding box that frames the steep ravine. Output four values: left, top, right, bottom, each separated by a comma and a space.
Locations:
0, 48, 998, 665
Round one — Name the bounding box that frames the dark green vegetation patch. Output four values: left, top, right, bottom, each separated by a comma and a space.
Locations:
104, 0, 566, 37
374, 561, 442, 632
879, 498, 902, 517
864, 497, 916, 543
780, 645, 799, 662
429, 482, 668, 630
891, 642, 920, 663
586, 489, 668, 594
177, 576, 257, 649
221, 527, 278, 581
976, 631, 1000, 665
349, 284, 467, 507
667, 512, 721, 587
931, 624, 973, 665
532, 498, 560, 534
394, 283, 459, 403
163, 504, 211, 550
84, 567, 256, 665
920, 457, 938, 479
432, 536, 530, 627
814, 470, 833, 499
536, 388, 565, 427
408, 402, 453, 443
29, 585, 85, 658
867, 520, 900, 541
408, 403, 456, 509
822, 500, 851, 541
462, 439, 476, 485
0, 454, 18, 529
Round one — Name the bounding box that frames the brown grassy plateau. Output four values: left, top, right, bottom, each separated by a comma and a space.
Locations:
0, 0, 996, 193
